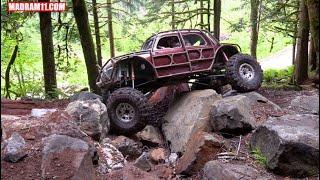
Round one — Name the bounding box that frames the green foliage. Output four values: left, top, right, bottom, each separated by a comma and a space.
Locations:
263, 66, 294, 84
262, 66, 301, 90
251, 148, 267, 167
1, 0, 296, 99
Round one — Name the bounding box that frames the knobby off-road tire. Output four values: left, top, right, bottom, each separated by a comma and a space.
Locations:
226, 53, 263, 92
106, 87, 150, 135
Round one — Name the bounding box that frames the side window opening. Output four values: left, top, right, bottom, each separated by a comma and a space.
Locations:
141, 38, 154, 50
183, 34, 206, 47
157, 36, 181, 49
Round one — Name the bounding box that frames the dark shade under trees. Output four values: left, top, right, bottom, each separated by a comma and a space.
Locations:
72, 0, 100, 94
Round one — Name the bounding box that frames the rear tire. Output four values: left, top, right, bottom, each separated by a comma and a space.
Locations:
106, 87, 150, 135
226, 54, 263, 92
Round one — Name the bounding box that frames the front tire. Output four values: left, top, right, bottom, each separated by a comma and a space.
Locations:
106, 87, 150, 135
226, 54, 263, 92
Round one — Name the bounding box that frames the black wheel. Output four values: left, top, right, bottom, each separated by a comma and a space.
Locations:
226, 53, 263, 92
106, 87, 150, 135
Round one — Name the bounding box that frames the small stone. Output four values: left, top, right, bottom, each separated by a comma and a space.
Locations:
134, 152, 152, 172
166, 153, 178, 166
3, 132, 27, 163
97, 138, 125, 173
176, 131, 226, 175
105, 164, 160, 180
137, 125, 164, 146
152, 164, 174, 179
111, 136, 143, 160
149, 148, 166, 163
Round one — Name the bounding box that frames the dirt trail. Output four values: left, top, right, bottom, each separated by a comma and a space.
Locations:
259, 46, 293, 70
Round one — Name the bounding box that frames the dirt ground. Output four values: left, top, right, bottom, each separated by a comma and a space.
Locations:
1, 87, 319, 180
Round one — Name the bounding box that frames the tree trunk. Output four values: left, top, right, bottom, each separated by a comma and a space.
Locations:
39, 2, 58, 99
309, 37, 317, 71
295, 0, 310, 84
200, 0, 204, 29
213, 0, 221, 40
107, 0, 115, 58
306, 0, 319, 73
250, 0, 259, 58
72, 0, 100, 93
207, 0, 211, 31
92, 0, 102, 67
171, 0, 175, 29
292, 27, 298, 65
5, 45, 18, 99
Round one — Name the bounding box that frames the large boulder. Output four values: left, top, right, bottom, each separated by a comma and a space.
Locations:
250, 114, 319, 177
202, 160, 274, 180
38, 111, 89, 141
162, 90, 222, 153
176, 131, 227, 175
69, 91, 103, 102
209, 95, 256, 136
66, 99, 110, 141
2, 132, 27, 162
290, 94, 319, 114
41, 134, 96, 180
242, 91, 282, 111
111, 136, 143, 160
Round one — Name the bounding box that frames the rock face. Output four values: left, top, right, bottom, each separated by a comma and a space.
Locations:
176, 131, 226, 175
1, 123, 6, 141
3, 132, 27, 163
162, 90, 221, 153
69, 91, 103, 102
41, 134, 95, 180
242, 91, 282, 111
250, 114, 319, 177
105, 164, 160, 180
203, 160, 272, 180
136, 125, 164, 146
209, 95, 256, 136
111, 136, 143, 160
290, 94, 319, 114
66, 99, 110, 141
38, 111, 89, 141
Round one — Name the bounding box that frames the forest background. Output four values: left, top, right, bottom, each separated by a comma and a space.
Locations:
1, 0, 318, 99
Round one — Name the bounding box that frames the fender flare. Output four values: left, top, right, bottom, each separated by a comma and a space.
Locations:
115, 55, 157, 79
213, 44, 240, 62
